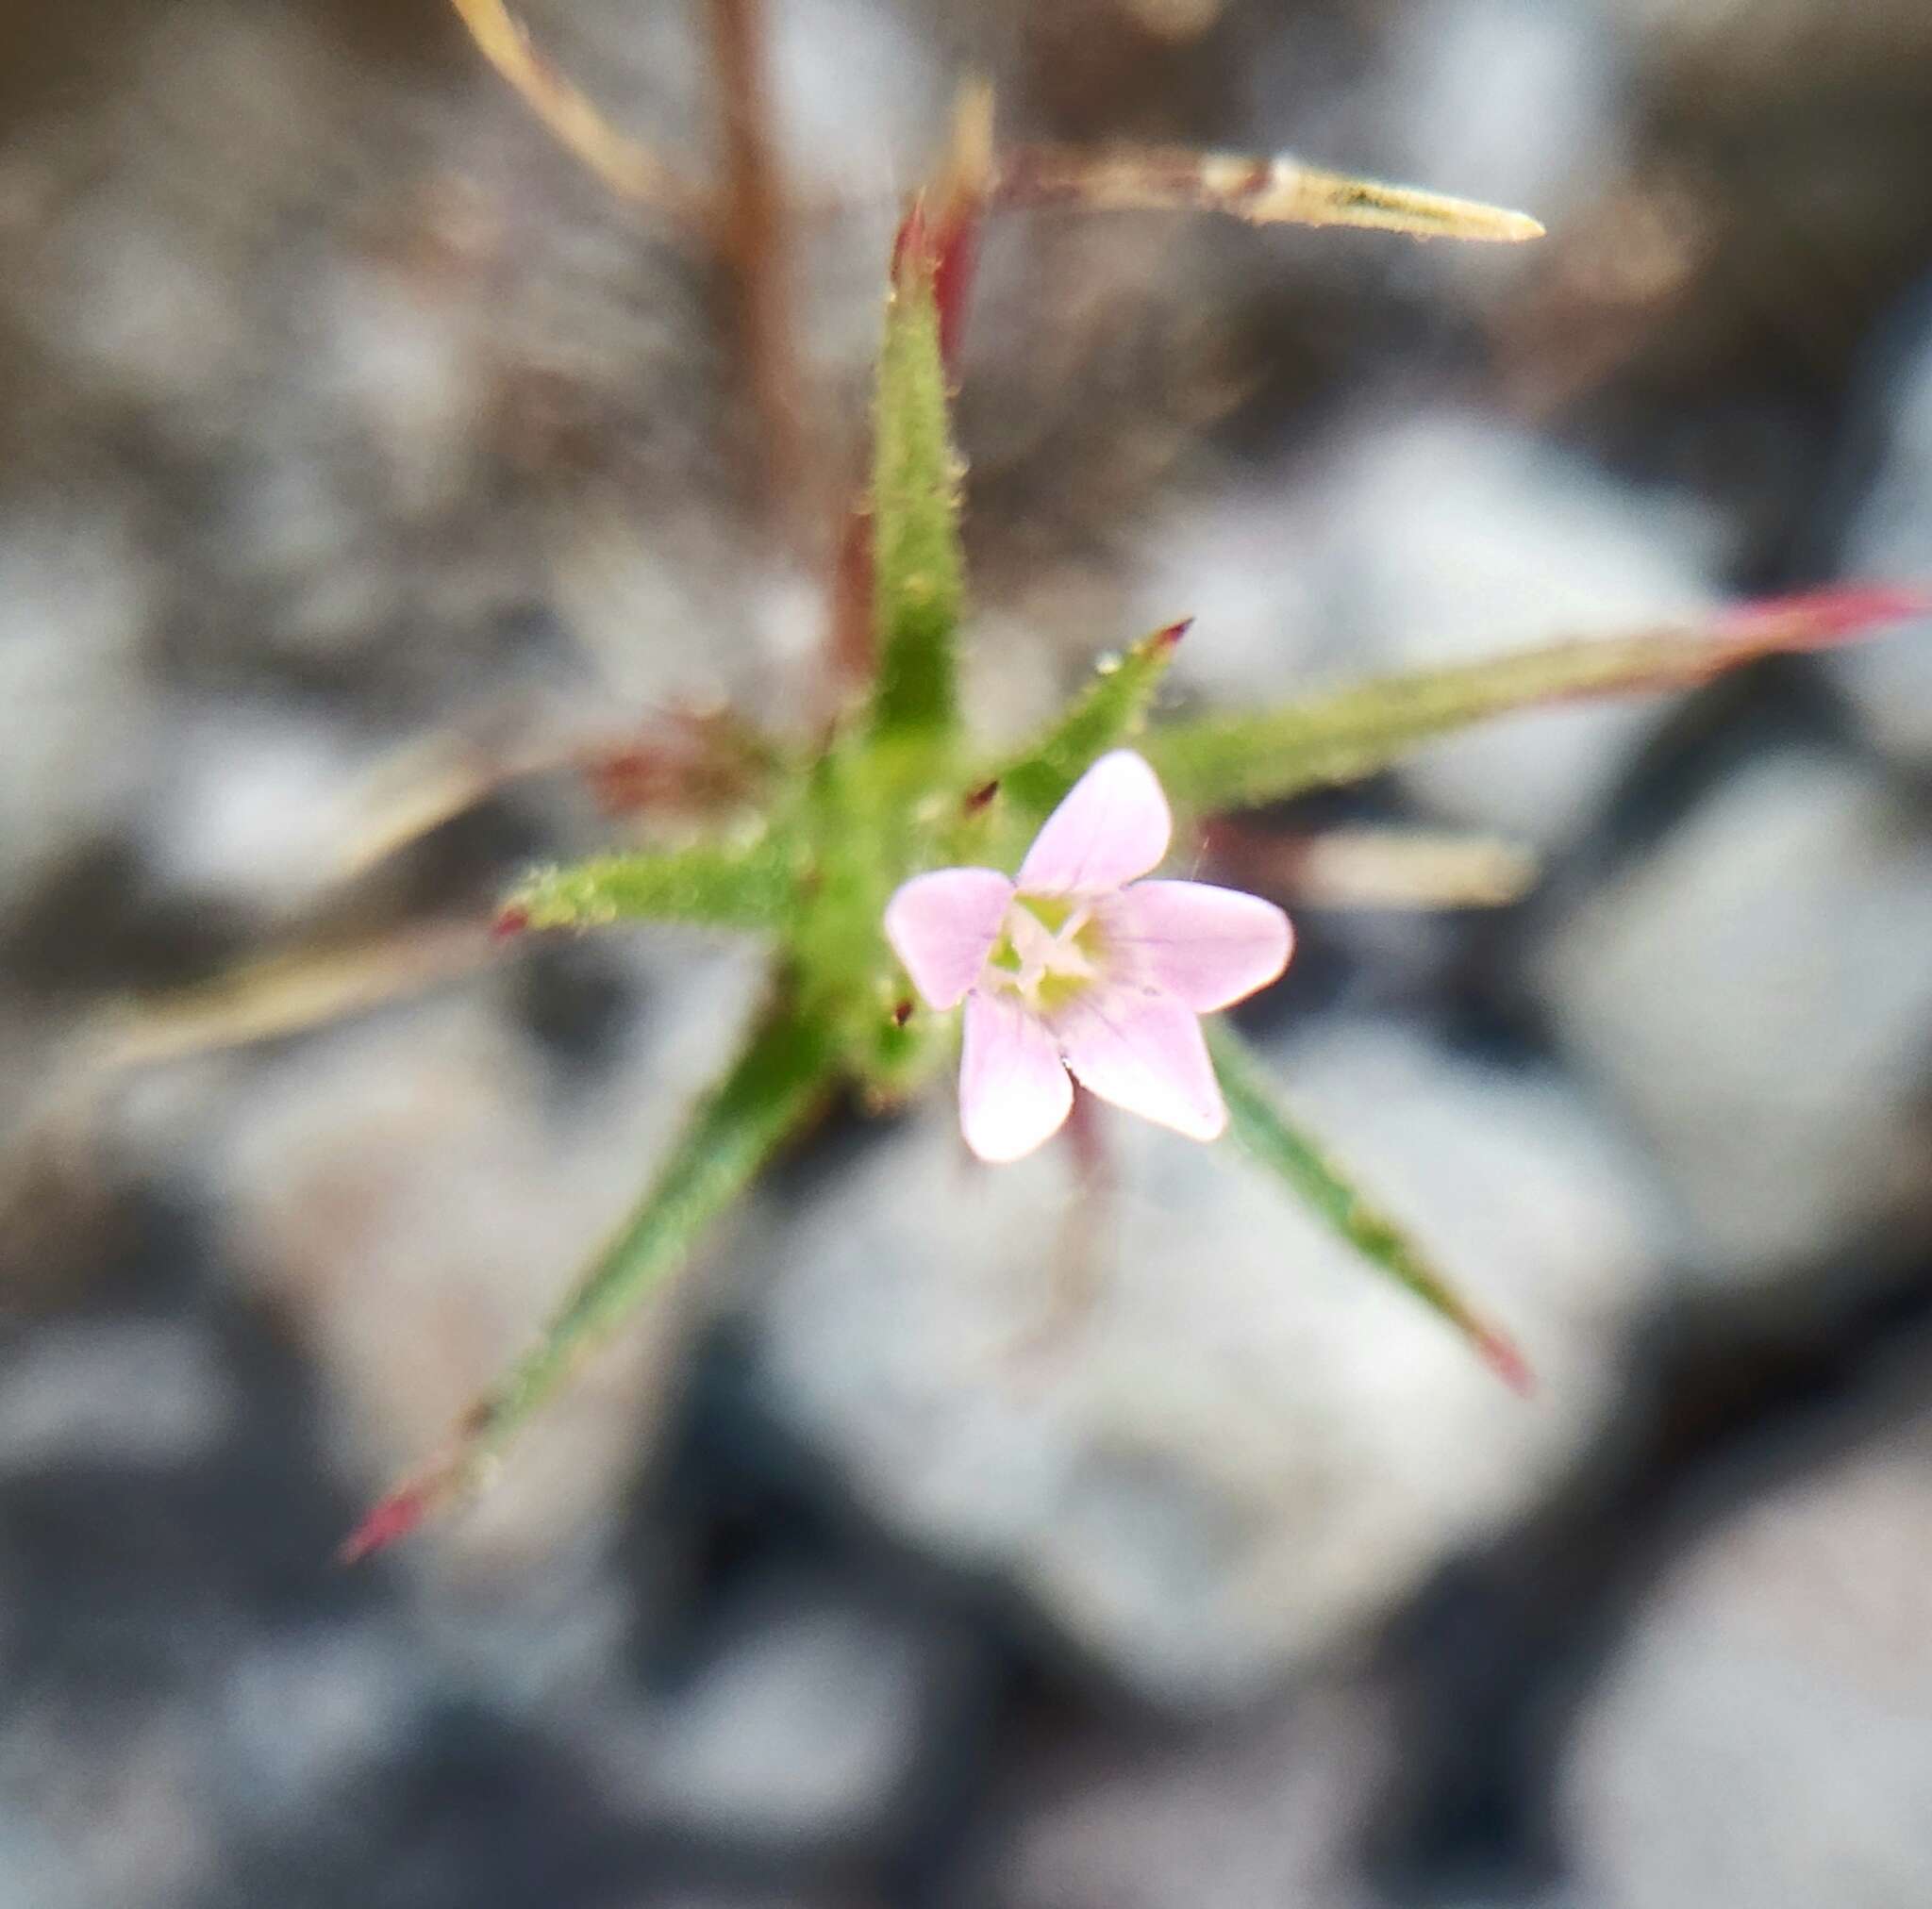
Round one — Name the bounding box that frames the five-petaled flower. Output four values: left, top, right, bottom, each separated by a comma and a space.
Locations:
884, 751, 1292, 1162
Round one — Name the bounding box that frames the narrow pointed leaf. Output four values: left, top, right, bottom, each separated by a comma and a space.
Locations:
99, 920, 501, 1069
448, 0, 705, 225
1206, 819, 1538, 911
342, 1006, 833, 1558
1145, 587, 1932, 814
923, 80, 995, 373
330, 707, 783, 883
868, 219, 965, 741
993, 145, 1543, 244
989, 620, 1190, 838
504, 835, 794, 935
820, 88, 990, 702
1207, 1021, 1529, 1389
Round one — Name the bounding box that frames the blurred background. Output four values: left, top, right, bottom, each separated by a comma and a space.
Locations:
4, 1, 1932, 1904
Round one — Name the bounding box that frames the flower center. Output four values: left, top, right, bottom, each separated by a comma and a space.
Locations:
984, 893, 1105, 1014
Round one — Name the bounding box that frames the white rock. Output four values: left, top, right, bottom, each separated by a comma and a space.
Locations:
0, 1704, 214, 1909
139, 935, 765, 1568
310, 259, 486, 524
1533, 748, 1932, 1281
44, 191, 249, 407
1138, 416, 1720, 845
1833, 312, 1932, 762
753, 1021, 1667, 1705
215, 1622, 425, 1832
140, 704, 371, 925
767, 0, 949, 200
1128, 457, 1333, 708
550, 502, 786, 716
0, 1320, 235, 1472
1324, 416, 1719, 845
1562, 1398, 1932, 1909
1379, 0, 1629, 243
0, 510, 154, 888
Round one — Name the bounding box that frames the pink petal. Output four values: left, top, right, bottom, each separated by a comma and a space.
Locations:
1100, 880, 1292, 1011
959, 991, 1074, 1162
885, 868, 1014, 1010
1017, 750, 1172, 897
1054, 986, 1225, 1142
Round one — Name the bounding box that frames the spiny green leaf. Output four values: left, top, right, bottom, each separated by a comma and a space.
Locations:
1207, 1021, 1529, 1389
868, 219, 965, 741
504, 836, 794, 935
1144, 589, 1932, 815
342, 1006, 834, 1557
987, 619, 1190, 840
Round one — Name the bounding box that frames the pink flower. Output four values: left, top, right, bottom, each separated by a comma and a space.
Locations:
884, 751, 1293, 1162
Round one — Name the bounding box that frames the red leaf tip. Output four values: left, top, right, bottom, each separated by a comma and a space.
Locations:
1152, 617, 1193, 650
337, 1484, 433, 1566
1724, 583, 1932, 648
1474, 1324, 1536, 1397
491, 904, 531, 943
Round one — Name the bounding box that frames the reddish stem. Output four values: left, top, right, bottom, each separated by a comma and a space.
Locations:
707, 0, 807, 527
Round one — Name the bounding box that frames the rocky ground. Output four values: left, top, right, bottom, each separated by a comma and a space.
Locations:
1, 2, 1930, 1905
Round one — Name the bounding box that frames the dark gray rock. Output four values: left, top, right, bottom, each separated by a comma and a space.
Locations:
988, 1681, 1393, 1909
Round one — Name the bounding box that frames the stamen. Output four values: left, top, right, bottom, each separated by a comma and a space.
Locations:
988, 893, 1105, 1013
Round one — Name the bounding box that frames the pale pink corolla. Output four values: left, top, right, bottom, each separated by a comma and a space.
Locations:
884, 751, 1292, 1163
